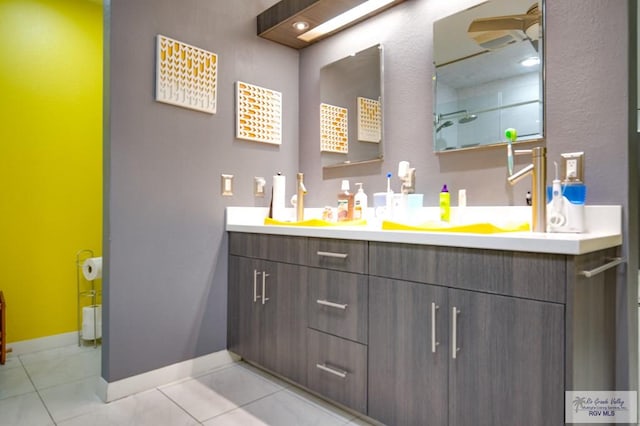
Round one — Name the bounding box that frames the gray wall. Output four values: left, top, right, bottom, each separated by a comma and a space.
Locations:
104, 0, 298, 381
300, 0, 637, 390
104, 0, 637, 391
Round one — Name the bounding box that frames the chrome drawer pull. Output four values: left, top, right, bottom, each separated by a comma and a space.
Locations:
316, 363, 347, 379
579, 257, 625, 278
431, 302, 439, 353
261, 272, 270, 304
253, 270, 260, 303
316, 299, 348, 310
452, 307, 460, 359
317, 251, 349, 259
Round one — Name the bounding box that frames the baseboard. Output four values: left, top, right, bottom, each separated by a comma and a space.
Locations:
97, 349, 240, 402
8, 331, 78, 355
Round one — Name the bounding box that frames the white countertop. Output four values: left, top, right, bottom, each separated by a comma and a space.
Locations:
226, 206, 622, 255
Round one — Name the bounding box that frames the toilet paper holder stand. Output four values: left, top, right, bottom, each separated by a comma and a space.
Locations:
76, 249, 101, 348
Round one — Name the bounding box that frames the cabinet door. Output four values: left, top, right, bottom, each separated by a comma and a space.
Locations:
260, 262, 308, 386
228, 255, 263, 365
368, 277, 448, 426
448, 289, 564, 426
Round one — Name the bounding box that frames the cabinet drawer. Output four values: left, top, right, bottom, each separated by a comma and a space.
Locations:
308, 269, 368, 344
229, 232, 307, 264
307, 329, 367, 414
307, 238, 367, 274
369, 242, 566, 303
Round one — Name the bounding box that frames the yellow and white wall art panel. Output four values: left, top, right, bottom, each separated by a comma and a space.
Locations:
357, 96, 381, 143
235, 81, 282, 145
155, 34, 217, 114
320, 103, 348, 153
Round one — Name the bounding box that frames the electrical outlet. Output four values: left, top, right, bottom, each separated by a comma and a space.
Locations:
221, 174, 233, 196
254, 177, 266, 197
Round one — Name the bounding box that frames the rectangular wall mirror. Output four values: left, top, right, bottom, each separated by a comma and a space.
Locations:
433, 0, 543, 152
321, 44, 384, 168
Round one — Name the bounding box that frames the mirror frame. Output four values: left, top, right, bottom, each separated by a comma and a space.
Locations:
433, 0, 545, 154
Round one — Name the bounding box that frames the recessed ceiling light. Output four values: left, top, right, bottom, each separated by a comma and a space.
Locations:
520, 56, 540, 67
292, 21, 309, 31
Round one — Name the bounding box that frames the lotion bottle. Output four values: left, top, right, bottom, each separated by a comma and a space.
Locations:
354, 183, 368, 220
337, 180, 354, 221
440, 184, 450, 222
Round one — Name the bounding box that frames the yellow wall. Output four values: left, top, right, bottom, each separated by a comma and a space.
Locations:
0, 0, 103, 342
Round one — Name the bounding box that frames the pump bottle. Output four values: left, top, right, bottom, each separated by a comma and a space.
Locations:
354, 183, 368, 220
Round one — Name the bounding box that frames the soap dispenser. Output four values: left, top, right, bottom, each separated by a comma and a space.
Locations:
354, 183, 368, 220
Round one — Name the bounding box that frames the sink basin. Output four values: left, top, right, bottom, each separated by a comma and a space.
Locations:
264, 218, 367, 227
382, 220, 530, 234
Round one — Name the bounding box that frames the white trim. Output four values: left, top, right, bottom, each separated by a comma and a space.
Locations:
8, 331, 78, 355
97, 349, 239, 402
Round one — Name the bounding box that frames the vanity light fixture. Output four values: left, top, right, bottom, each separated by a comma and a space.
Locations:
520, 56, 540, 67
258, 0, 406, 49
297, 0, 395, 42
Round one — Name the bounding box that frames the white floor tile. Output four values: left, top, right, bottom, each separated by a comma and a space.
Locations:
19, 344, 100, 365
23, 349, 100, 390
160, 363, 283, 422
0, 363, 36, 400
286, 385, 357, 423
202, 388, 350, 426
0, 392, 54, 426
0, 353, 22, 370
56, 389, 198, 426
38, 376, 105, 423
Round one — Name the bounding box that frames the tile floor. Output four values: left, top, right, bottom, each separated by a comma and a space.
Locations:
0, 343, 374, 425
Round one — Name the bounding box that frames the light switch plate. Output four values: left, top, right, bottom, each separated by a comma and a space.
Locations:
221, 174, 234, 196
254, 177, 266, 197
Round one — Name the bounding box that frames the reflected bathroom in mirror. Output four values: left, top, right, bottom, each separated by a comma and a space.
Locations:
320, 44, 383, 168
433, 0, 543, 152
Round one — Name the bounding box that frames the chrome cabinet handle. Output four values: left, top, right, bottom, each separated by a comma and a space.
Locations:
316, 299, 348, 310
253, 270, 260, 303
431, 302, 440, 353
316, 251, 348, 259
261, 272, 270, 304
316, 363, 347, 379
579, 257, 625, 278
452, 307, 460, 359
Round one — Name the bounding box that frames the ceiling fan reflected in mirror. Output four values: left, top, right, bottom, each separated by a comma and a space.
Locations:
467, 3, 540, 51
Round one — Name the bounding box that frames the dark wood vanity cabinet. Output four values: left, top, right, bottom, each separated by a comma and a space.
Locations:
228, 235, 308, 386
368, 277, 564, 426
368, 242, 567, 425
228, 232, 618, 426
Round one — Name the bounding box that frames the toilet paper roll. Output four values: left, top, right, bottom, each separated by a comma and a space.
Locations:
272, 174, 286, 221
82, 305, 102, 340
82, 257, 103, 280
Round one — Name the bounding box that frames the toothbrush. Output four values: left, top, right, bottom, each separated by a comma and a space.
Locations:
385, 172, 394, 219
505, 128, 517, 175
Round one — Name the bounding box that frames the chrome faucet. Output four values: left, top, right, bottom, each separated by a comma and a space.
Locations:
296, 173, 307, 221
507, 146, 547, 232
